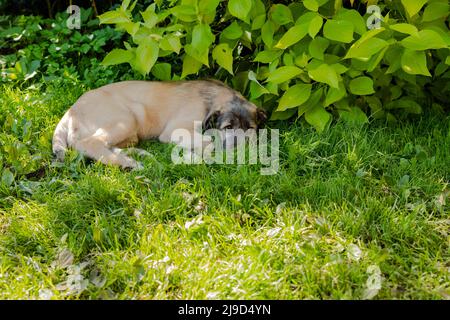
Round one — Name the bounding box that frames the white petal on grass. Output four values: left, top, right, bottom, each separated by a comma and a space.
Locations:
55, 248, 74, 268
38, 289, 54, 300
266, 227, 282, 237
206, 292, 220, 299
347, 244, 362, 261
275, 202, 286, 215
363, 265, 383, 300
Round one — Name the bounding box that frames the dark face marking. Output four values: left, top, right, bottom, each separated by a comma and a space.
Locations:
201, 84, 267, 131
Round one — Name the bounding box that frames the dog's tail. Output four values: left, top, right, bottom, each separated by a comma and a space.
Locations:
52, 111, 70, 161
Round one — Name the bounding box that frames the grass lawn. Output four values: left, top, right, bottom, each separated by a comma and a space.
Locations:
0, 83, 449, 299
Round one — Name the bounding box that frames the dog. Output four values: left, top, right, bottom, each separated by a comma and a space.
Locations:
52, 80, 267, 169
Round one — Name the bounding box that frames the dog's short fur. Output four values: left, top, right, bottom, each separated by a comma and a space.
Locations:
52, 80, 267, 169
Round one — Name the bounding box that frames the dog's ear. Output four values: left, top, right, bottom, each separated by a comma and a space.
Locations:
203, 110, 220, 130
256, 108, 268, 127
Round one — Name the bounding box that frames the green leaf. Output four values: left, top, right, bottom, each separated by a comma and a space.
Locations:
303, 0, 318, 12
349, 76, 375, 95
98, 10, 130, 24
222, 21, 243, 40
308, 63, 339, 88
228, 0, 252, 22
401, 0, 427, 17
261, 21, 275, 48
170, 5, 197, 22
335, 9, 367, 35
323, 20, 354, 43
367, 46, 388, 72
401, 30, 448, 50
422, 2, 449, 22
254, 50, 283, 63
151, 63, 171, 80
386, 98, 422, 114
309, 37, 329, 60
305, 105, 331, 132
389, 23, 418, 35
270, 108, 297, 120
344, 37, 388, 60
275, 24, 309, 49
101, 49, 134, 66
159, 35, 181, 54
299, 88, 323, 117
266, 66, 302, 84
141, 4, 157, 28
185, 24, 215, 66
181, 54, 202, 78
308, 15, 323, 38
135, 39, 159, 75
401, 49, 431, 76
212, 43, 234, 74
325, 82, 346, 106
252, 13, 266, 30
339, 107, 368, 124
1, 169, 14, 187
277, 83, 312, 111
270, 4, 293, 25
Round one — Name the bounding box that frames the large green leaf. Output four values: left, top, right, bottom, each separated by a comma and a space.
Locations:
275, 24, 309, 49
401, 0, 427, 17
98, 10, 130, 24
349, 76, 375, 95
261, 21, 275, 48
309, 37, 329, 60
135, 39, 159, 75
386, 98, 422, 114
401, 49, 431, 76
325, 82, 346, 106
254, 50, 283, 63
159, 35, 181, 54
266, 66, 302, 84
335, 9, 367, 35
101, 49, 134, 66
228, 0, 252, 22
181, 54, 202, 78
389, 23, 418, 35
323, 20, 354, 43
422, 2, 450, 22
170, 5, 197, 22
308, 63, 339, 88
185, 23, 215, 66
305, 105, 331, 132
270, 4, 293, 25
401, 29, 448, 50
344, 37, 388, 60
151, 63, 171, 80
303, 0, 318, 12
339, 107, 368, 124
212, 43, 234, 74
222, 21, 243, 40
276, 83, 312, 111
308, 15, 323, 38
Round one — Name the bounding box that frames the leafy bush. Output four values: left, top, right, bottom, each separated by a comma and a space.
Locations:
0, 8, 133, 87
98, 0, 450, 130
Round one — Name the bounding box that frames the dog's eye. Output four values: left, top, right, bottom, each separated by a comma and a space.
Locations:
224, 125, 232, 129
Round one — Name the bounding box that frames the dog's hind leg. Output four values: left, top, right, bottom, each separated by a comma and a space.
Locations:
74, 136, 140, 169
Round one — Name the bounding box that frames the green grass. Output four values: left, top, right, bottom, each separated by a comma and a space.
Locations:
0, 83, 449, 299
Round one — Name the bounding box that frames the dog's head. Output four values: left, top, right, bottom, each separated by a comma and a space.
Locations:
202, 88, 267, 149
203, 93, 267, 132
